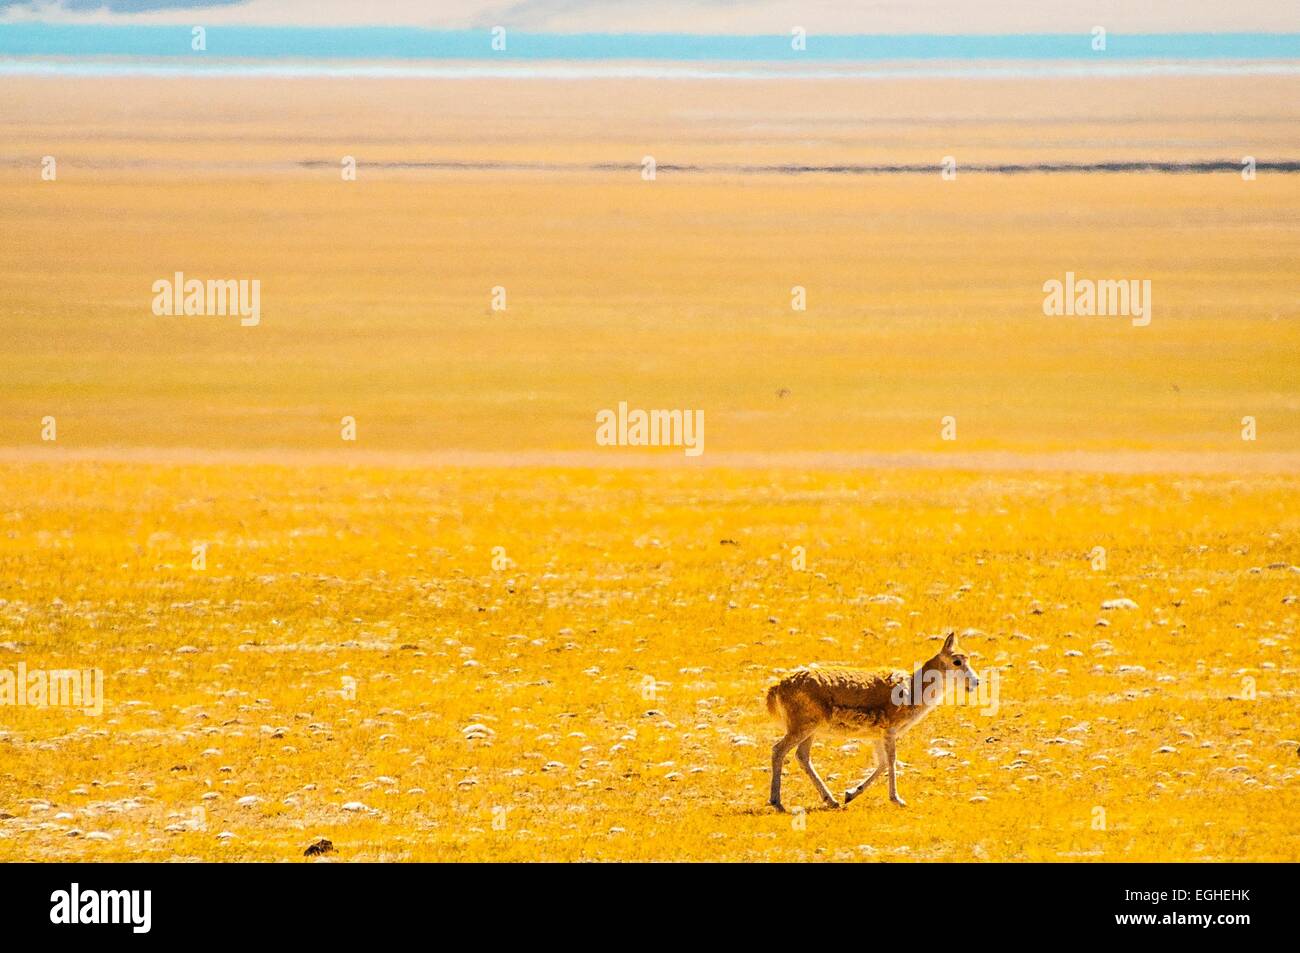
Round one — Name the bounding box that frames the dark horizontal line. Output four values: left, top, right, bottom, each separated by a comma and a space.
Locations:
300, 159, 1300, 175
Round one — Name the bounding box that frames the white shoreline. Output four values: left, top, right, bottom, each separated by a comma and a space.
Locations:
3, 58, 1300, 80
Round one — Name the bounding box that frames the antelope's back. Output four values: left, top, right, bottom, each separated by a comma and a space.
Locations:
786, 666, 907, 712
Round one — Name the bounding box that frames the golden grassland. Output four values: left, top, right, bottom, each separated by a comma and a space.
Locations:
1, 75, 1298, 455
0, 463, 1297, 861
0, 74, 1298, 860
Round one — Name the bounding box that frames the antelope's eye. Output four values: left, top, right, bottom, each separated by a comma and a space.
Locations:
954, 659, 964, 667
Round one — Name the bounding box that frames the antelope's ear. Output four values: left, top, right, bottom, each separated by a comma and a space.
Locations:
942, 631, 956, 652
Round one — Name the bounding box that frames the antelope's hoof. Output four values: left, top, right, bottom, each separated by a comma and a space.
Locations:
890, 796, 907, 808
822, 797, 841, 810
769, 800, 786, 813
843, 789, 859, 805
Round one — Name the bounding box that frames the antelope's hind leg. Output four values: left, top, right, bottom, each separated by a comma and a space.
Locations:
769, 729, 808, 812
795, 736, 840, 809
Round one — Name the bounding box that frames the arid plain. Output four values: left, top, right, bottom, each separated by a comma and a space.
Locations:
0, 74, 1297, 860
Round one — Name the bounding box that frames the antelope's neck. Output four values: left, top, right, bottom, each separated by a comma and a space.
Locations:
908, 659, 946, 708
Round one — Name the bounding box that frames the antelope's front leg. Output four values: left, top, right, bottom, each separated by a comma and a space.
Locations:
844, 740, 886, 805
885, 734, 906, 807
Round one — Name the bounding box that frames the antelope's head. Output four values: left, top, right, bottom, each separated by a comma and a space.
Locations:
935, 631, 980, 690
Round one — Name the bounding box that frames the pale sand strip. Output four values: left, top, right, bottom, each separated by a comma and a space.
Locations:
0, 446, 1294, 474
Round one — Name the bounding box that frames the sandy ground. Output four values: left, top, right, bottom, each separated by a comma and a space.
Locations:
2, 74, 1298, 459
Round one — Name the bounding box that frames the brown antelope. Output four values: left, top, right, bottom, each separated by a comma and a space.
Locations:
765, 632, 980, 811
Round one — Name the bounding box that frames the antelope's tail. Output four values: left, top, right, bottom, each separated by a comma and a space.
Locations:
765, 683, 783, 721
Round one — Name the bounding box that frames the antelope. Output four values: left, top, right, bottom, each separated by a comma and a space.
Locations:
765, 632, 980, 811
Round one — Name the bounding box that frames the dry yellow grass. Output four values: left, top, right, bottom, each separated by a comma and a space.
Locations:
0, 463, 1297, 861
0, 74, 1297, 861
